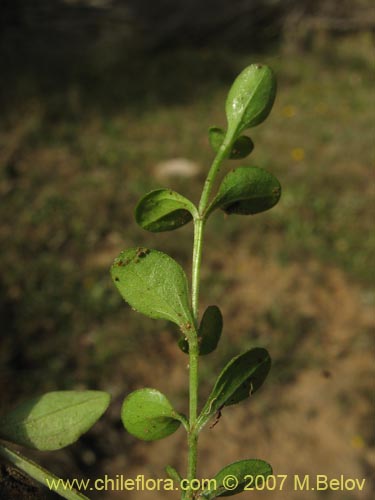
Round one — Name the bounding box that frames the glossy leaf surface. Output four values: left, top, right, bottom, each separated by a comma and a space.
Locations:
0, 391, 110, 451
201, 459, 272, 498
198, 348, 271, 429
226, 64, 276, 138
209, 127, 254, 159
135, 189, 196, 232
111, 248, 194, 332
208, 166, 281, 216
121, 389, 182, 441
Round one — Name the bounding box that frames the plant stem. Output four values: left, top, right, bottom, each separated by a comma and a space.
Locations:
185, 139, 234, 499
0, 443, 89, 500
186, 333, 199, 500
198, 139, 233, 215
192, 139, 233, 321
191, 217, 205, 319
186, 219, 203, 500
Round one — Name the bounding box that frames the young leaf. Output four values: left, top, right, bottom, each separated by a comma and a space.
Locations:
209, 127, 254, 160
207, 166, 281, 217
197, 348, 271, 430
0, 391, 110, 451
178, 305, 222, 355
225, 64, 276, 140
111, 248, 194, 333
135, 189, 197, 232
201, 459, 272, 499
121, 388, 184, 441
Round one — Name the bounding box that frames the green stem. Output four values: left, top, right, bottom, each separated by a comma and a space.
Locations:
0, 442, 89, 500
185, 220, 202, 500
198, 139, 233, 215
185, 137, 234, 500
191, 218, 205, 319
186, 334, 199, 499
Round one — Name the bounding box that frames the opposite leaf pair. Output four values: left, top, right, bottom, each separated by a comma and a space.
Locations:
120, 347, 271, 442
135, 166, 281, 234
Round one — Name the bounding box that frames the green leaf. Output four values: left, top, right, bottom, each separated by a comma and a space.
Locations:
199, 305, 223, 355
207, 166, 281, 216
226, 64, 276, 139
209, 127, 225, 152
201, 459, 272, 499
0, 443, 90, 500
121, 388, 183, 441
228, 136, 254, 160
209, 127, 254, 159
135, 189, 197, 232
165, 465, 182, 484
197, 348, 271, 429
0, 391, 110, 451
178, 305, 222, 355
111, 248, 194, 332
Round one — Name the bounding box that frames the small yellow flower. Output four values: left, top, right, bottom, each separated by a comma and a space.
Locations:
291, 148, 305, 161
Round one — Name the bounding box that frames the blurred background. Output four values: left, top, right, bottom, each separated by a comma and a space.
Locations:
0, 0, 374, 498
